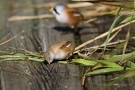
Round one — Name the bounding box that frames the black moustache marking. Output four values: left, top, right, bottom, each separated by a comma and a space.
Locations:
53, 8, 60, 15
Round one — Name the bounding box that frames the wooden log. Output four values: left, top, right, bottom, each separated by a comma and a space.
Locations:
32, 0, 82, 90
0, 0, 38, 90
0, 0, 135, 90
86, 73, 135, 90
0, 0, 82, 90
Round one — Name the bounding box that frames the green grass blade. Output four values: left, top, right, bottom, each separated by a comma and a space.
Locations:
121, 15, 135, 23
97, 60, 121, 68
109, 69, 135, 86
72, 59, 97, 66
126, 61, 135, 68
103, 15, 122, 51
103, 3, 126, 51
112, 69, 135, 80
108, 51, 135, 62
0, 58, 26, 61
86, 67, 127, 76
110, 42, 125, 57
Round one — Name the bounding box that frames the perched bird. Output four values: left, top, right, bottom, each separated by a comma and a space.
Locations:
44, 41, 75, 64
49, 3, 98, 33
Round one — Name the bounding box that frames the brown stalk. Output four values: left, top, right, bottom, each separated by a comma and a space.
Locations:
75, 20, 135, 51
0, 30, 25, 46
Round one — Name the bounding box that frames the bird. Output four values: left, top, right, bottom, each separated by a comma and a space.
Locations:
44, 41, 75, 64
49, 3, 98, 32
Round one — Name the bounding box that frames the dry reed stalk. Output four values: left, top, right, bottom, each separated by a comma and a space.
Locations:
101, 28, 121, 45
12, 2, 93, 9
8, 2, 118, 21
31, 2, 93, 8
75, 20, 135, 51
75, 36, 135, 54
8, 15, 54, 21
0, 21, 21, 42
0, 30, 25, 46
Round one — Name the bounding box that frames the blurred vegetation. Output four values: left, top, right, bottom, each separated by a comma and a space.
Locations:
0, 0, 135, 89
72, 0, 135, 87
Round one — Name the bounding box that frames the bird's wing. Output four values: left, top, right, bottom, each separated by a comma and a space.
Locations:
67, 8, 83, 17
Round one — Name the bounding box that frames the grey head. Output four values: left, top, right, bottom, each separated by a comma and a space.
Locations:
44, 50, 55, 64
52, 3, 66, 15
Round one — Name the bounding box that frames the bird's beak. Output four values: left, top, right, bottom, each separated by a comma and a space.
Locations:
48, 62, 51, 65
47, 60, 51, 65
49, 8, 53, 12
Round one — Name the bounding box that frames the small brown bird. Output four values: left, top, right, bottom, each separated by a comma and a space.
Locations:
49, 3, 97, 29
44, 41, 75, 64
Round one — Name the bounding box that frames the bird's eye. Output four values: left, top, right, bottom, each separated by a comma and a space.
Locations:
53, 8, 60, 15
49, 57, 51, 60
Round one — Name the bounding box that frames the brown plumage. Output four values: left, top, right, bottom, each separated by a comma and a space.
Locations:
50, 3, 98, 33
44, 41, 75, 64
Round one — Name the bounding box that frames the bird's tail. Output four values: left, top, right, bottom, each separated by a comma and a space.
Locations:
83, 18, 99, 27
